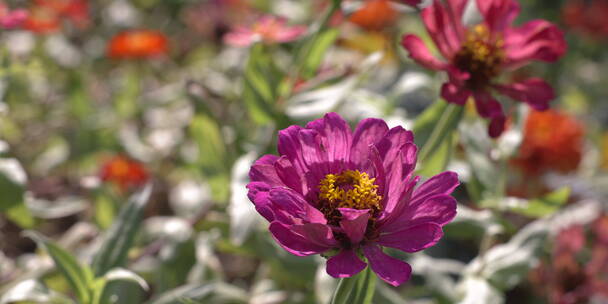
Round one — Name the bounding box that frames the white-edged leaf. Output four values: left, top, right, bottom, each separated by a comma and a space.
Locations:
0, 279, 75, 304
103, 268, 149, 291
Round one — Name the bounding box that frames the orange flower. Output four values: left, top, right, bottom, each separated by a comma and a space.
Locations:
349, 0, 398, 31
512, 110, 584, 176
100, 155, 149, 190
107, 30, 169, 59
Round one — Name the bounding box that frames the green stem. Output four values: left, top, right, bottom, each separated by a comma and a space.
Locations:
418, 103, 464, 163
330, 267, 376, 304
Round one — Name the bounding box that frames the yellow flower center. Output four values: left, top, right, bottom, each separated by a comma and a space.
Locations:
317, 170, 382, 225
452, 24, 505, 90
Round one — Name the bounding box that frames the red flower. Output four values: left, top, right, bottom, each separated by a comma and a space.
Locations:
512, 110, 584, 176
349, 0, 398, 31
99, 156, 149, 191
401, 0, 566, 137
107, 30, 169, 59
24, 0, 89, 34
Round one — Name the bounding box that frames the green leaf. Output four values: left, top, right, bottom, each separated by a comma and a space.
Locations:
91, 185, 152, 276
94, 192, 117, 230
414, 101, 463, 177
26, 232, 94, 303
330, 267, 376, 304
511, 187, 571, 217
189, 114, 230, 201
298, 29, 339, 79
416, 133, 454, 177
242, 44, 284, 125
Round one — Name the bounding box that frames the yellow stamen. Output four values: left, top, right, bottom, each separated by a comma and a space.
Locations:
318, 170, 382, 211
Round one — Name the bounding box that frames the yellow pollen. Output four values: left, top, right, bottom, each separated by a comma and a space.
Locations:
318, 170, 382, 211
453, 24, 505, 90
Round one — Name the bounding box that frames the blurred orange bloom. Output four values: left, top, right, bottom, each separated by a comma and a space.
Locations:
512, 110, 584, 176
24, 0, 89, 34
107, 30, 169, 59
100, 155, 149, 190
349, 0, 398, 31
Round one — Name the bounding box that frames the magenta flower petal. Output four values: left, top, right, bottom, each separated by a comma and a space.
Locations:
504, 20, 566, 66
477, 0, 521, 33
472, 91, 504, 119
404, 194, 458, 227
378, 223, 444, 253
441, 82, 471, 105
326, 249, 367, 278
338, 208, 371, 244
363, 245, 412, 287
411, 171, 460, 206
421, 0, 464, 58
401, 35, 447, 71
249, 155, 282, 186
494, 78, 554, 111
351, 118, 389, 166
291, 223, 338, 248
269, 188, 326, 224
306, 113, 353, 172
269, 222, 332, 256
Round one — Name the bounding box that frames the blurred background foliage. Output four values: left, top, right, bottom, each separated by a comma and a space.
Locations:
0, 0, 607, 303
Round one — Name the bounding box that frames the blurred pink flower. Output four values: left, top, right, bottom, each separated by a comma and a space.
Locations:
401, 0, 566, 137
247, 113, 458, 286
224, 15, 307, 47
0, 2, 27, 29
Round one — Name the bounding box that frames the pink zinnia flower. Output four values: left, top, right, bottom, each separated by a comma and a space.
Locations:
247, 113, 458, 286
224, 15, 307, 47
402, 0, 566, 137
0, 2, 27, 29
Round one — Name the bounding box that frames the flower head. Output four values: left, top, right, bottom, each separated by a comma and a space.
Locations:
402, 0, 566, 137
511, 109, 584, 176
0, 2, 27, 29
247, 113, 458, 286
100, 155, 149, 191
349, 0, 398, 31
224, 15, 307, 47
107, 30, 169, 60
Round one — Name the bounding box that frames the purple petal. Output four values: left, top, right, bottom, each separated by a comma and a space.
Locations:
269, 222, 331, 256
246, 182, 274, 221
291, 223, 338, 248
363, 244, 412, 286
375, 126, 414, 167
494, 78, 554, 111
249, 155, 281, 185
338, 208, 370, 244
274, 156, 305, 195
401, 34, 448, 70
305, 113, 353, 172
277, 125, 307, 175
405, 194, 457, 227
326, 249, 367, 278
351, 118, 389, 167
269, 188, 326, 224
411, 171, 459, 206
441, 82, 471, 105
378, 223, 444, 253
